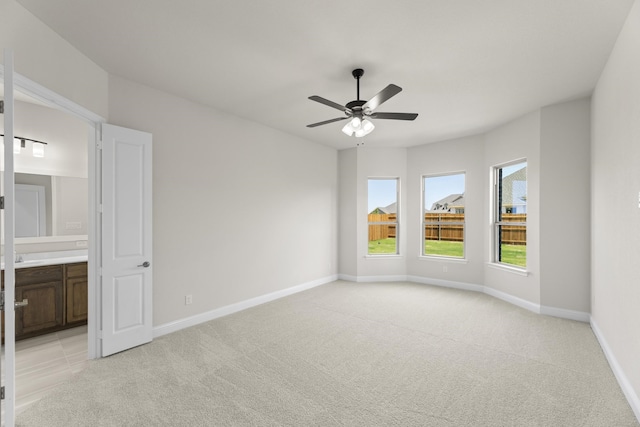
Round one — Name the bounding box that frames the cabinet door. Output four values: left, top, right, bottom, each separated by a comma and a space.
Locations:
15, 281, 64, 336
66, 276, 88, 324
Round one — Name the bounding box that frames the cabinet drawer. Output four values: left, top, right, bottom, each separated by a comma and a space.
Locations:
16, 265, 63, 286
66, 262, 88, 279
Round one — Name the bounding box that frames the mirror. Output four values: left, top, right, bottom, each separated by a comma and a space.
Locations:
1, 97, 89, 245
15, 172, 88, 238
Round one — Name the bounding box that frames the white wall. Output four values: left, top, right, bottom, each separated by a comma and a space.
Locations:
338, 148, 357, 277
483, 111, 541, 304
592, 0, 640, 416
0, 0, 108, 118
406, 135, 485, 286
107, 75, 338, 326
1, 100, 88, 177
539, 98, 591, 313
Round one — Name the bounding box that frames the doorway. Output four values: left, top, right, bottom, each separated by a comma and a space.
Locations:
1, 73, 103, 422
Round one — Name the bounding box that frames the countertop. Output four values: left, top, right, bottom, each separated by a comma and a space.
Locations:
1, 250, 88, 270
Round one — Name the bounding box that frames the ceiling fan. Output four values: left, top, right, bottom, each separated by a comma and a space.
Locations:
307, 68, 418, 138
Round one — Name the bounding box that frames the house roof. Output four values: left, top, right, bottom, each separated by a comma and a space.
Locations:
16, 0, 635, 150
502, 166, 527, 206
371, 202, 397, 215
428, 194, 465, 212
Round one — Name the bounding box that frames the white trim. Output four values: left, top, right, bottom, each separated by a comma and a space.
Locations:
338, 273, 358, 281
355, 275, 408, 283
417, 256, 468, 264
153, 275, 338, 338
482, 286, 540, 313
407, 275, 484, 293
0, 65, 105, 125
540, 305, 590, 323
590, 319, 640, 422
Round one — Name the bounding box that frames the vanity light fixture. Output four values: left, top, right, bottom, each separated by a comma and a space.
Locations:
1, 134, 48, 158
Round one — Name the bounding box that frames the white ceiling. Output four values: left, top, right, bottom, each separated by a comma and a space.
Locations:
16, 0, 635, 150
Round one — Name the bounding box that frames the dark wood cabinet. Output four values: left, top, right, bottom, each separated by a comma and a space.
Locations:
65, 262, 88, 324
2, 261, 88, 341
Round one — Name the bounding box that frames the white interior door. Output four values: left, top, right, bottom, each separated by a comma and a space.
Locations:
101, 123, 153, 357
2, 48, 18, 427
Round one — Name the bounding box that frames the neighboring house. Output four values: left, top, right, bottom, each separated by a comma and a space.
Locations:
370, 202, 397, 215
429, 193, 465, 213
501, 166, 527, 214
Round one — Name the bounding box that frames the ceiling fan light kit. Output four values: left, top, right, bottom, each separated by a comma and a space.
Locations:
307, 68, 418, 139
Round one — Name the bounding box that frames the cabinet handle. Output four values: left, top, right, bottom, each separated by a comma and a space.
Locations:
14, 298, 29, 309
137, 261, 151, 268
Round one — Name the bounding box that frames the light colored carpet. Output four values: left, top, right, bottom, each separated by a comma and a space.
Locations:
16, 281, 639, 426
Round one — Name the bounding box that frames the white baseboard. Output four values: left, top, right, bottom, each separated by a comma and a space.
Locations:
337, 273, 358, 282
590, 318, 640, 423
356, 274, 408, 283
407, 275, 484, 293
153, 274, 338, 338
540, 305, 590, 322
482, 286, 541, 314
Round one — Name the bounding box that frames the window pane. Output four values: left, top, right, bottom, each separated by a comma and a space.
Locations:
368, 179, 398, 255
423, 173, 465, 257
496, 161, 526, 267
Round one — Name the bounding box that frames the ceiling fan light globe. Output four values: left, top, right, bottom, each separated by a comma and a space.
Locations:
362, 119, 375, 133
350, 117, 361, 128
342, 123, 355, 136
355, 128, 366, 138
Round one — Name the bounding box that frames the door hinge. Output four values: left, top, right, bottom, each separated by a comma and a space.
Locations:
0, 195, 4, 209
0, 100, 4, 114
1, 386, 5, 400
1, 290, 4, 311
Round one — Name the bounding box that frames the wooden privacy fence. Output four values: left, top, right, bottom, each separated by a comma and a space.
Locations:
368, 213, 527, 245
368, 214, 396, 241
424, 213, 464, 242
499, 213, 526, 245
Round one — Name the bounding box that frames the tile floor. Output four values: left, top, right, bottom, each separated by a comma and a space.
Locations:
1, 326, 88, 419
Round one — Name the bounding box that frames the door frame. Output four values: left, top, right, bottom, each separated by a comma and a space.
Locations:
0, 65, 106, 359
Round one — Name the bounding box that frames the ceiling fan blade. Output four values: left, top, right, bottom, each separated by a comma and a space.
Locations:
363, 84, 402, 111
306, 117, 349, 128
309, 96, 350, 113
370, 112, 418, 121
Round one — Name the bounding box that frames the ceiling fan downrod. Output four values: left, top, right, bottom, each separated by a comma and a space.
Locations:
352, 68, 364, 100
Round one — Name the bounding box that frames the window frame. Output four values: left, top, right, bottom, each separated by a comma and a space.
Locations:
367, 177, 400, 256
421, 172, 466, 259
491, 159, 527, 270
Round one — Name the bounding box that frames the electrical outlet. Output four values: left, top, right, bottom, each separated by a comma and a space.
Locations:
76, 240, 88, 248
185, 295, 193, 305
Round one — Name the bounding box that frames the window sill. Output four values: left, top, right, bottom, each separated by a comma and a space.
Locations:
364, 255, 404, 259
418, 256, 468, 264
487, 262, 529, 276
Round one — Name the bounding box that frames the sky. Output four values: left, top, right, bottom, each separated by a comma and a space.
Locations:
368, 162, 526, 213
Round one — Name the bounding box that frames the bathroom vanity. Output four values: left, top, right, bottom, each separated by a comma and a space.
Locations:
1, 251, 88, 341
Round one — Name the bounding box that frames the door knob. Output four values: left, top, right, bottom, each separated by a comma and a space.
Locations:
138, 261, 151, 268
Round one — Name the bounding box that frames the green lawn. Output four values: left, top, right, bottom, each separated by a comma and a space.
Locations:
368, 238, 398, 254
369, 239, 526, 267
424, 240, 464, 257
500, 244, 527, 267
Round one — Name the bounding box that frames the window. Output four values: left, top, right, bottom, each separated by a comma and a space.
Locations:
492, 160, 527, 268
422, 173, 465, 258
368, 178, 399, 255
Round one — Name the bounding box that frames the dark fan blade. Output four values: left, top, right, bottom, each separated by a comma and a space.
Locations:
370, 112, 418, 121
362, 84, 402, 111
309, 96, 350, 113
307, 117, 349, 128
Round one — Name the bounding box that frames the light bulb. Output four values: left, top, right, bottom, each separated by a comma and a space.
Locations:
350, 117, 361, 128
361, 119, 375, 133
14, 138, 23, 154
32, 142, 45, 158
342, 123, 354, 136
